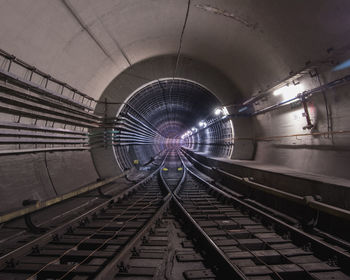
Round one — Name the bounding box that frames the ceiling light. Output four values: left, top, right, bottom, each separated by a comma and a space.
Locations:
199, 121, 207, 127
333, 58, 350, 71
214, 108, 222, 115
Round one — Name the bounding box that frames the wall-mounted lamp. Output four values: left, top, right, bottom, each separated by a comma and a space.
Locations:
214, 107, 229, 116
214, 108, 222, 115
222, 107, 229, 116
273, 83, 304, 100
199, 121, 207, 128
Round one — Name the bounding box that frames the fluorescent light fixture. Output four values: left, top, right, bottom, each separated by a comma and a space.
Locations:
238, 106, 248, 113
222, 107, 229, 116
214, 108, 222, 115
273, 83, 303, 100
199, 121, 207, 127
185, 130, 192, 136
333, 58, 350, 71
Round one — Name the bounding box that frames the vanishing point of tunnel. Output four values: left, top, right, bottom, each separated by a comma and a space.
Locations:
0, 1, 350, 279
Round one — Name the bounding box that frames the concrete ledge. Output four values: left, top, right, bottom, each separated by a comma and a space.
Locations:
184, 148, 350, 211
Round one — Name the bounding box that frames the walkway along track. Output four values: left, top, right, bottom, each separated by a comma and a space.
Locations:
1, 149, 350, 279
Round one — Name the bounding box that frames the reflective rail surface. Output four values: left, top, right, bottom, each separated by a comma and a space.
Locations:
1, 148, 350, 280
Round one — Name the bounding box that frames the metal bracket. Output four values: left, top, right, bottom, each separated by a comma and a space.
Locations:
22, 199, 47, 234
98, 186, 112, 198
301, 96, 314, 130
302, 196, 320, 229
95, 178, 113, 198
125, 174, 137, 183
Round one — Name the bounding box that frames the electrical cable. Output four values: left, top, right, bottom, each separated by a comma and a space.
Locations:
44, 151, 58, 196
316, 71, 333, 141
169, 0, 191, 123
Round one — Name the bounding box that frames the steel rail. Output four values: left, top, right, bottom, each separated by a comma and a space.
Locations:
198, 187, 313, 280
0, 153, 168, 269
39, 190, 163, 280
94, 194, 170, 280
183, 160, 350, 275
182, 148, 350, 222
94, 151, 172, 279
216, 168, 350, 222
171, 196, 249, 280
24, 152, 169, 279
172, 152, 249, 279
145, 150, 248, 279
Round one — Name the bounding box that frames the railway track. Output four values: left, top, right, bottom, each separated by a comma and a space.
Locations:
173, 152, 350, 280
0, 154, 167, 279
160, 150, 184, 192
1, 149, 350, 279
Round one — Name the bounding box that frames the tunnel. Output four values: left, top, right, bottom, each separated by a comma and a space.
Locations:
102, 78, 233, 170
1, 1, 350, 279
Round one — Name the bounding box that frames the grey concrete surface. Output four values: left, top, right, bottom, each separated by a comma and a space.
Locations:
1, 0, 349, 100
1, 1, 350, 214
0, 151, 98, 213
185, 149, 350, 211
91, 55, 250, 177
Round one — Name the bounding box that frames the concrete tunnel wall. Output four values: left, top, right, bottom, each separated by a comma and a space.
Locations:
92, 55, 254, 178
251, 67, 350, 179
1, 0, 350, 213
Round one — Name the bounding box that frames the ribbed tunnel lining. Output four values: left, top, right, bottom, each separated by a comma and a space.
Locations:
113, 79, 234, 169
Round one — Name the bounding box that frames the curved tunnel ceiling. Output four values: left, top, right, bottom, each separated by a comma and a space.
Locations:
1, 0, 350, 180
1, 0, 350, 103
120, 79, 220, 139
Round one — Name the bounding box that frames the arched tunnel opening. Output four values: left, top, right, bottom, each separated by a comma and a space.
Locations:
1, 1, 350, 279
108, 78, 234, 170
